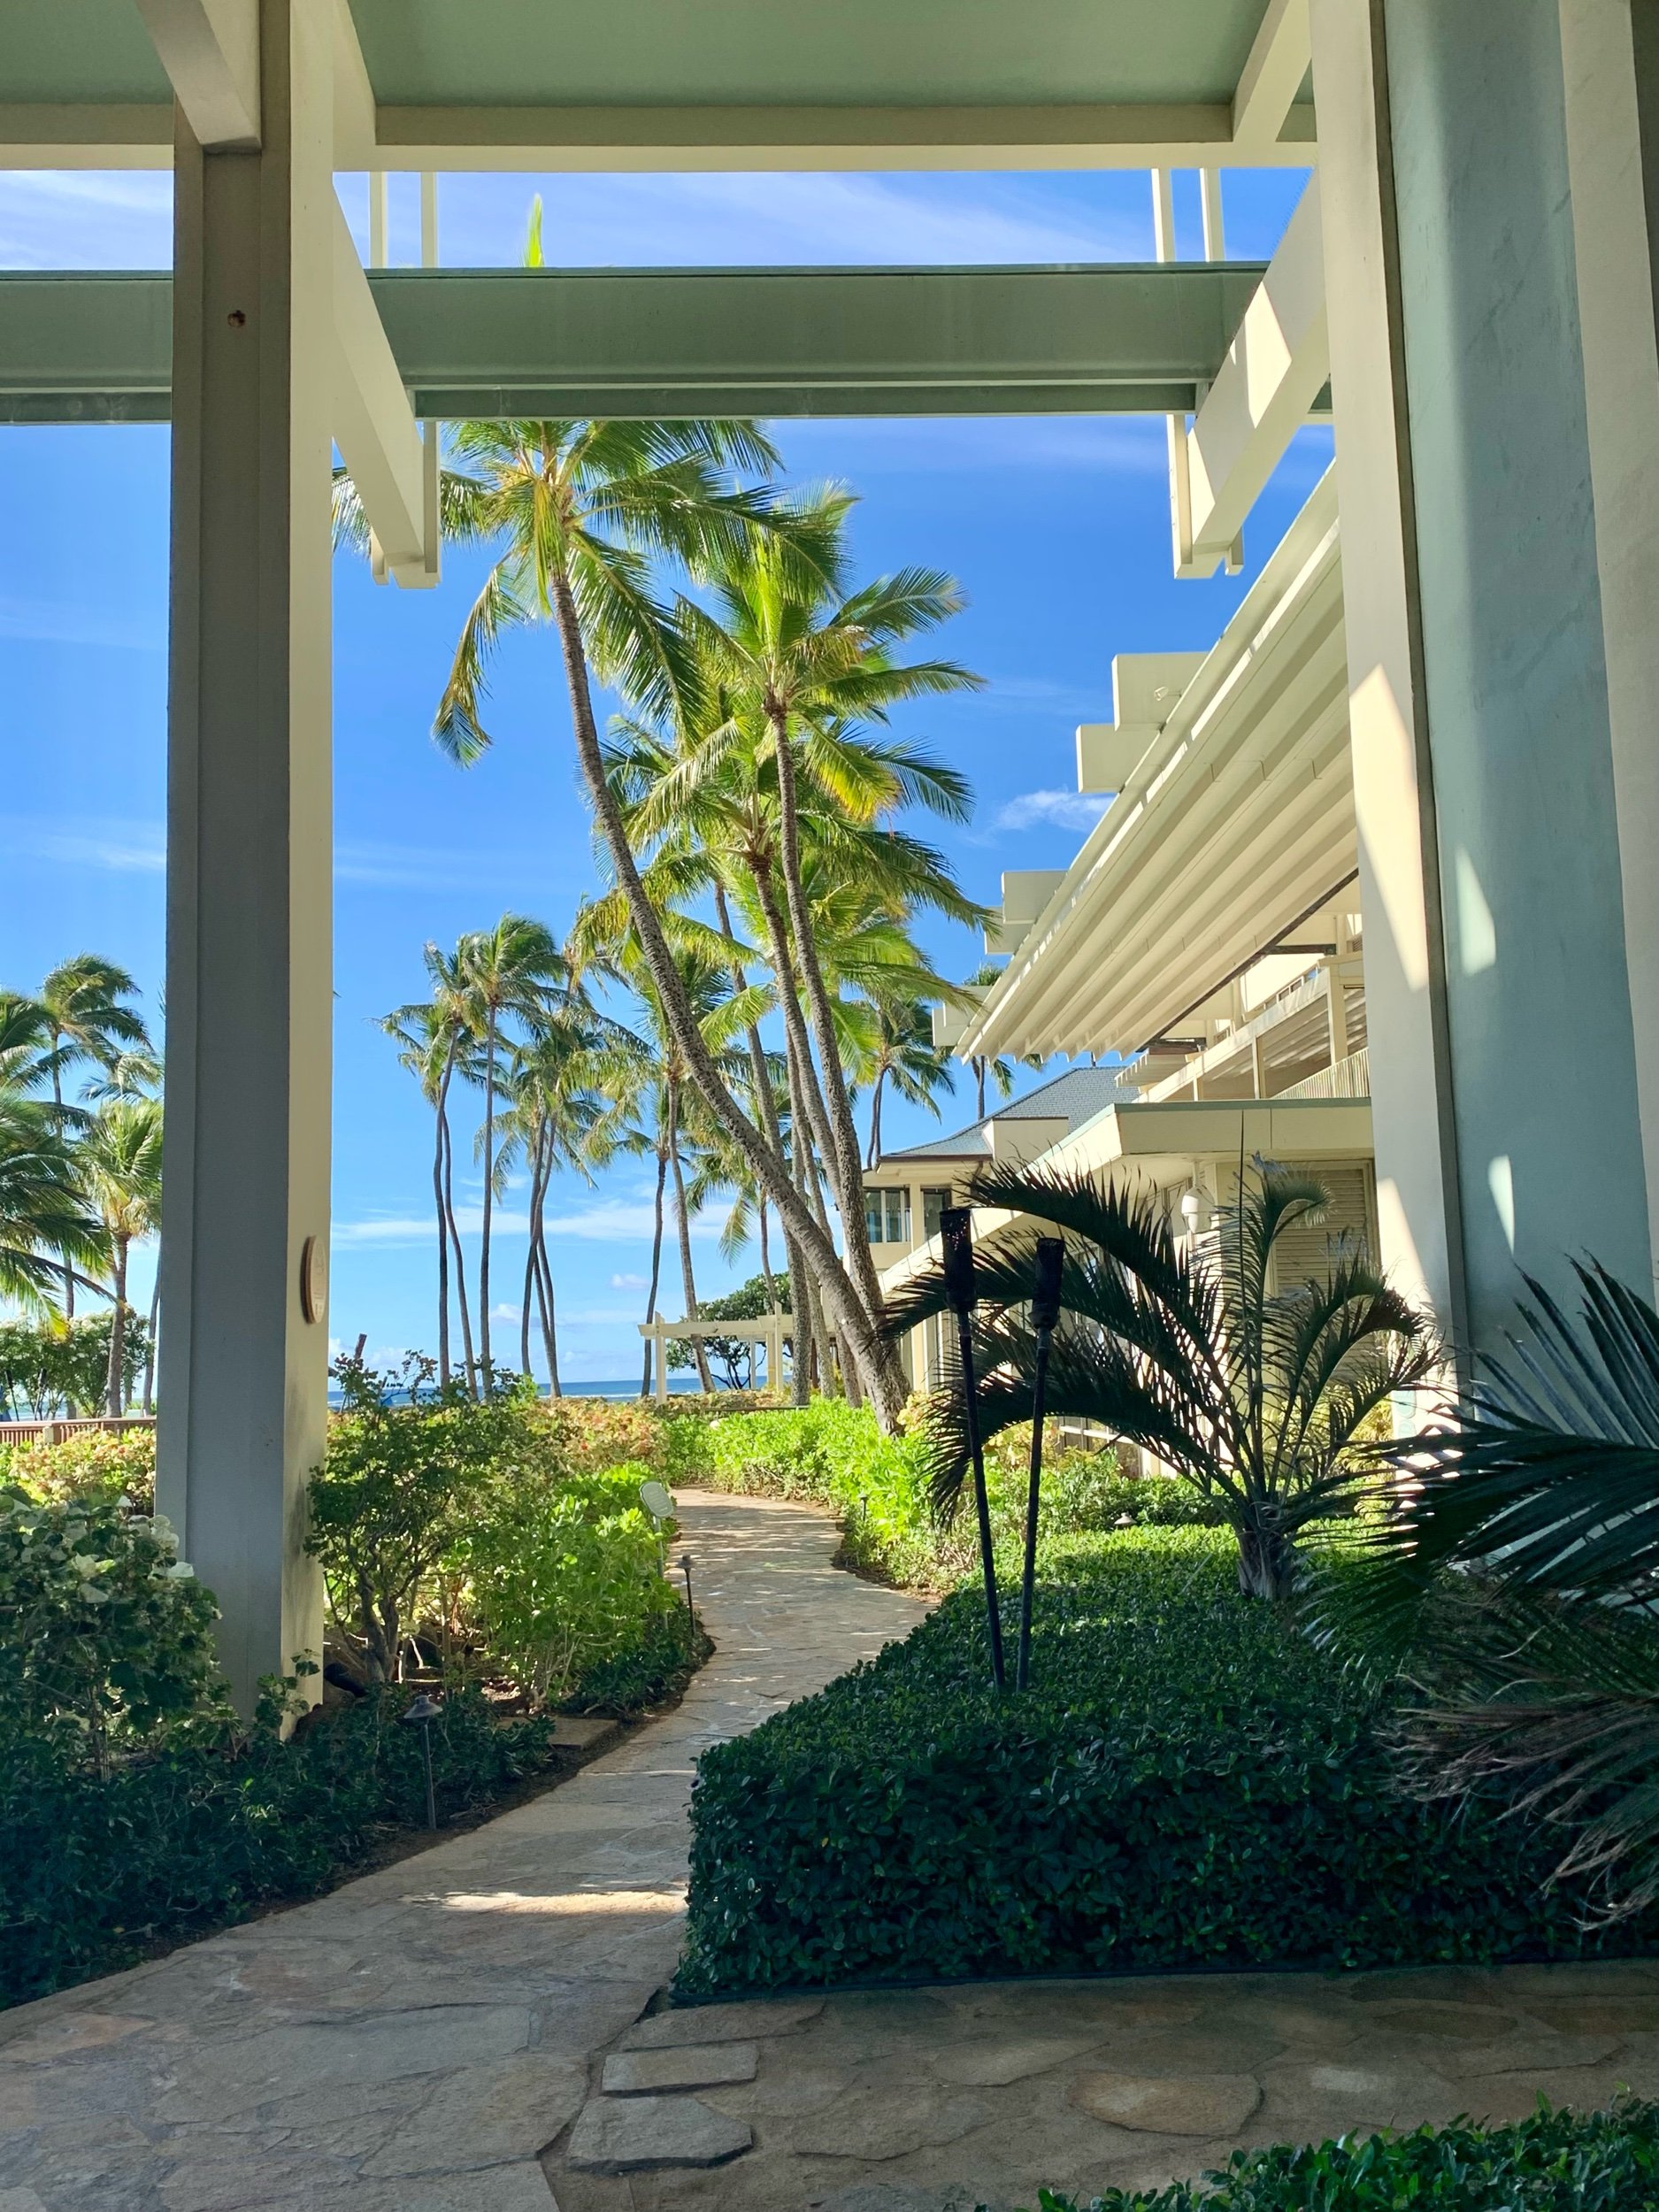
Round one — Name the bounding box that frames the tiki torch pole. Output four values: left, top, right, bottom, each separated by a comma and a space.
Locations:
1018, 1238, 1065, 1694
941, 1207, 1005, 1693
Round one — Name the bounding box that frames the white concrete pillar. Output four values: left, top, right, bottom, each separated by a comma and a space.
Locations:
1558, 0, 1659, 1302
1308, 0, 1469, 1343
1310, 0, 1655, 1351
156, 0, 333, 1712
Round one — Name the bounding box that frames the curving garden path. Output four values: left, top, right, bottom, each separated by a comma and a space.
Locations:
2, 1491, 1652, 2212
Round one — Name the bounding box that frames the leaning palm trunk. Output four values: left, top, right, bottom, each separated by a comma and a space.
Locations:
886, 1157, 1438, 1601
767, 704, 897, 1369
479, 1009, 498, 1378
546, 568, 903, 1424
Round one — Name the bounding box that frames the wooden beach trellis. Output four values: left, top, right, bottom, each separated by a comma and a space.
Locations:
637, 1314, 794, 1402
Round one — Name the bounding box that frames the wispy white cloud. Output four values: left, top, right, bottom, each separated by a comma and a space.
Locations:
0, 170, 173, 269
424, 168, 1148, 273
7, 818, 166, 872
610, 1271, 650, 1290
332, 1197, 719, 1248
994, 789, 1113, 833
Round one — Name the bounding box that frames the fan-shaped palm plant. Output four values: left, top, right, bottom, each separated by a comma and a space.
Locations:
885, 1156, 1439, 1600
1309, 1261, 1657, 1920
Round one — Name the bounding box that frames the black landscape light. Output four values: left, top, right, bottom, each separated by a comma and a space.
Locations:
1017, 1237, 1065, 1694
679, 1552, 695, 1617
401, 1692, 442, 1831
941, 1206, 1006, 1693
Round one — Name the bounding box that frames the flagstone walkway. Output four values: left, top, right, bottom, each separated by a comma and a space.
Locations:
1, 1490, 1653, 2212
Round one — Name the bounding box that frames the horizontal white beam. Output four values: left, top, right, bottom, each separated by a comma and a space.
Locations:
1077, 650, 1208, 791
1183, 174, 1329, 576
133, 0, 259, 150
328, 196, 434, 588
0, 97, 1316, 173
1233, 0, 1312, 153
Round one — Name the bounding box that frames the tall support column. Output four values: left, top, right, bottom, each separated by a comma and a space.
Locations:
1311, 0, 1655, 1352
1558, 0, 1659, 1301
157, 0, 333, 1711
1308, 0, 1468, 1343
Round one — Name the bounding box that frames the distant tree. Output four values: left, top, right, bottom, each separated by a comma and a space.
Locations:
667, 1271, 793, 1391
76, 1099, 163, 1414
35, 956, 150, 1317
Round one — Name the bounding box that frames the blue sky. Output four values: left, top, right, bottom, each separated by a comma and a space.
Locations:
1, 163, 1329, 1379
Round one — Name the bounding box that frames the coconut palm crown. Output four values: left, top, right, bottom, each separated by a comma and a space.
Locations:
883, 1156, 1440, 1600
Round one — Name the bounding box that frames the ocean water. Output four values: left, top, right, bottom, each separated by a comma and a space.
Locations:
326, 1374, 730, 1408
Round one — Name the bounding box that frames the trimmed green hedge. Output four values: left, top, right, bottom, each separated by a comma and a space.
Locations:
672, 1399, 1216, 1588
680, 1530, 1655, 1994
1032, 2098, 1658, 2211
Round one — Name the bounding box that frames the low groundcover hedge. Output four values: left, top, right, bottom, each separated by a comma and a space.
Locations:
1033, 2097, 1658, 2212
1, 1607, 706, 2009
680, 1530, 1655, 1994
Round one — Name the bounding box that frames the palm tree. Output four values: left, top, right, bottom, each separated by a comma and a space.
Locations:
860, 996, 956, 1167
383, 948, 481, 1388
886, 1157, 1439, 1600
606, 680, 983, 1403
1309, 1261, 1658, 1922
336, 355, 921, 1420
0, 1084, 107, 1315
36, 957, 150, 1317
674, 489, 982, 1378
499, 1013, 644, 1393
451, 916, 568, 1381
75, 1098, 164, 1413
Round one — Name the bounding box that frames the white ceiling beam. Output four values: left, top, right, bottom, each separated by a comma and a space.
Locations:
0, 96, 1318, 173
329, 194, 435, 588
1182, 174, 1328, 576
1232, 0, 1312, 153
133, 0, 260, 150
369, 99, 1317, 172
331, 0, 377, 168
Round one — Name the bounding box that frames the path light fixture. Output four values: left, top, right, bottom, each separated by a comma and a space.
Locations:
401, 1692, 442, 1831
679, 1553, 695, 1617
1017, 1236, 1066, 1694
941, 1206, 1006, 1693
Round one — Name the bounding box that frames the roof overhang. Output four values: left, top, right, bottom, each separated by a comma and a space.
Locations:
2, 0, 1316, 171
958, 465, 1351, 1064
876, 1093, 1374, 1294
0, 260, 1271, 425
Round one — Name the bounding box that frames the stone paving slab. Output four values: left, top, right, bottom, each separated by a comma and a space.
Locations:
0, 1494, 928, 2212
548, 1958, 1658, 2212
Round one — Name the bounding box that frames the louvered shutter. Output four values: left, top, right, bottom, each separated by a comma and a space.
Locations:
1271, 1163, 1376, 1287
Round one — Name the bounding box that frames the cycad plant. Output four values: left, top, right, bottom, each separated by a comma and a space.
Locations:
1310, 1261, 1658, 1921
885, 1156, 1438, 1601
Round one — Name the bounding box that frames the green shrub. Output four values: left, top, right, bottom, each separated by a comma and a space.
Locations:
1031, 2097, 1658, 2211
566, 1599, 711, 1716
675, 1400, 1214, 1587
459, 1459, 684, 1705
679, 1528, 1655, 1995
307, 1357, 553, 1680
0, 1424, 157, 1511
0, 1491, 227, 1774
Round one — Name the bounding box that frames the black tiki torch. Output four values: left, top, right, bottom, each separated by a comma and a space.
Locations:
1017, 1237, 1065, 1693
940, 1206, 1006, 1693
